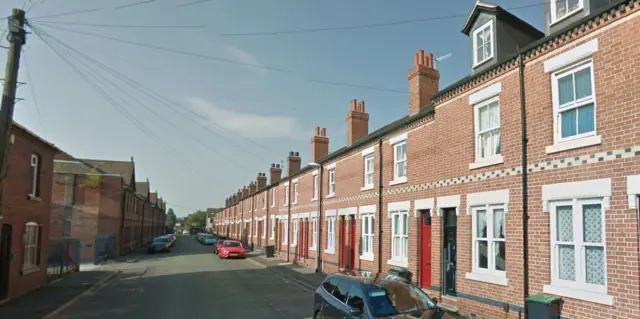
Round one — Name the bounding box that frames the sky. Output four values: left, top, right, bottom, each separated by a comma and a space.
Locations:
0, 0, 545, 217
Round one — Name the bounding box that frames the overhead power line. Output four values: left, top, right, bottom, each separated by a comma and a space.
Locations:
27, 22, 407, 94
32, 21, 206, 29
28, 8, 103, 20
177, 0, 212, 7
220, 2, 546, 37
115, 0, 159, 10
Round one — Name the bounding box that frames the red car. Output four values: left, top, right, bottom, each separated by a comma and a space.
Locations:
213, 239, 225, 255
218, 240, 245, 259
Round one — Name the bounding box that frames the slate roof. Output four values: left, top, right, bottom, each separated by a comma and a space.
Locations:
75, 159, 135, 187
460, 1, 544, 36
135, 182, 150, 198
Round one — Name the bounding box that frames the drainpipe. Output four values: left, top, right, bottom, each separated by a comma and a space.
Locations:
377, 138, 384, 273
287, 179, 292, 262
311, 162, 323, 273
518, 52, 530, 316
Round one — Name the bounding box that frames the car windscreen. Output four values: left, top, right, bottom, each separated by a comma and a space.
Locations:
223, 242, 241, 247
366, 289, 397, 317
375, 279, 436, 316
204, 235, 214, 239
153, 237, 168, 243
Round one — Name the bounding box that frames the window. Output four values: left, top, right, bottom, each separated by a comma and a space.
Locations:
471, 206, 506, 275
284, 185, 289, 206
361, 214, 374, 259
263, 192, 267, 209
311, 218, 318, 250
293, 182, 299, 204
292, 219, 299, 246
474, 97, 501, 162
472, 20, 494, 67
393, 142, 407, 182
551, 0, 583, 23
254, 196, 258, 211
22, 222, 41, 271
270, 218, 275, 239
271, 189, 275, 207
282, 220, 288, 244
326, 217, 336, 253
549, 199, 607, 294
551, 60, 596, 142
312, 175, 319, 200
390, 211, 408, 265
28, 154, 41, 197
328, 169, 336, 195
364, 155, 374, 189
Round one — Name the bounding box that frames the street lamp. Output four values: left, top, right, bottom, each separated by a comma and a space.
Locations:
308, 162, 323, 273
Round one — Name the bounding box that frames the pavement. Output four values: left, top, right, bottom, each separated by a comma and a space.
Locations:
0, 248, 147, 319
18, 235, 316, 319
246, 253, 327, 290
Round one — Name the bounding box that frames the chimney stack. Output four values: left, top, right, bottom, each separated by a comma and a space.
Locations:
242, 186, 249, 199
287, 151, 301, 177
269, 163, 282, 184
233, 194, 238, 205
256, 173, 267, 189
249, 181, 257, 194
236, 189, 243, 201
408, 50, 439, 115
225, 197, 229, 207
346, 99, 369, 145
311, 127, 329, 162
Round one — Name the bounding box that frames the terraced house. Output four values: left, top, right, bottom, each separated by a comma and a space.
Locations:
216, 1, 640, 318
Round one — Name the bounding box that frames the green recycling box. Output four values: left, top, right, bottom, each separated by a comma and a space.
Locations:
525, 294, 561, 319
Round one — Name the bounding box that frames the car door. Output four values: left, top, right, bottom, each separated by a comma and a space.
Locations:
344, 286, 366, 319
317, 277, 342, 318
329, 280, 354, 319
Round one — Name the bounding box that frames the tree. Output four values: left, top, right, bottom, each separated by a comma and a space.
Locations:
185, 210, 207, 227
166, 208, 177, 229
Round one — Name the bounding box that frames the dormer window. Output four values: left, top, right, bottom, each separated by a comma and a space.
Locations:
473, 20, 494, 67
551, 0, 583, 24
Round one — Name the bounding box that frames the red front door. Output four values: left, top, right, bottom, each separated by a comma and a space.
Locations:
420, 211, 432, 289
349, 215, 356, 269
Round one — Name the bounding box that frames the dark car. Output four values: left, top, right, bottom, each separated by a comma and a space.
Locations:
314, 271, 454, 319
147, 236, 172, 253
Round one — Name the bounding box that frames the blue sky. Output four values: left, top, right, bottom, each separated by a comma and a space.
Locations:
1, 0, 544, 217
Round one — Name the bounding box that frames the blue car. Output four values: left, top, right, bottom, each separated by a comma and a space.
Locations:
202, 234, 216, 245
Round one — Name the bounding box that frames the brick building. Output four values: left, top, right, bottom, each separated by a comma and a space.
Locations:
0, 123, 60, 301
217, 1, 640, 318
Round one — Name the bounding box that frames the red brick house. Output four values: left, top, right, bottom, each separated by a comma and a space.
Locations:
0, 123, 60, 301
219, 1, 640, 318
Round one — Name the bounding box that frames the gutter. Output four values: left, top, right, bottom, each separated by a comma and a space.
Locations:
377, 138, 384, 273
518, 52, 530, 316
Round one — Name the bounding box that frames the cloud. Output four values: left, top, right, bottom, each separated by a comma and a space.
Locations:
220, 43, 267, 75
187, 97, 305, 140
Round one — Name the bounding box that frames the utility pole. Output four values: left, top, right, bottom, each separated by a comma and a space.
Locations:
0, 9, 26, 221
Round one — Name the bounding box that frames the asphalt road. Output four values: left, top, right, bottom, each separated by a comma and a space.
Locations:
56, 235, 314, 319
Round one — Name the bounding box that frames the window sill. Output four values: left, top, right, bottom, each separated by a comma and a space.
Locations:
543, 284, 613, 305
465, 272, 508, 286
311, 198, 318, 202
324, 248, 335, 255
360, 185, 374, 192
389, 178, 407, 186
292, 202, 297, 206
21, 266, 40, 275
469, 155, 504, 170
290, 243, 297, 248
326, 193, 336, 199
28, 195, 42, 202
360, 254, 374, 262
310, 246, 317, 251
545, 135, 601, 154
387, 259, 408, 268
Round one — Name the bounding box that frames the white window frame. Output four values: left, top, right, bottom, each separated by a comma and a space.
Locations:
466, 205, 508, 286
360, 214, 374, 261
29, 154, 39, 197
549, 59, 598, 150
22, 222, 39, 271
472, 20, 494, 67
550, 0, 584, 25
328, 168, 336, 196
263, 192, 267, 209
270, 217, 275, 239
388, 210, 408, 267
391, 142, 407, 185
284, 185, 289, 206
312, 174, 319, 201
291, 219, 299, 247
325, 217, 336, 254
363, 155, 374, 190
282, 220, 288, 245
310, 218, 318, 250
293, 182, 299, 204
262, 218, 267, 239
472, 96, 503, 167
271, 189, 275, 208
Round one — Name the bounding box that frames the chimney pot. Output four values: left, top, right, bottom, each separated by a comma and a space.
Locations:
295, 152, 299, 156
350, 99, 357, 111
287, 151, 302, 176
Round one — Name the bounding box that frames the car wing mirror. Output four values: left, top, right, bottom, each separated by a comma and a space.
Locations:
431, 297, 438, 304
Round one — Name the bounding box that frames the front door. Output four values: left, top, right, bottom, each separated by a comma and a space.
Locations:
339, 216, 346, 268
0, 224, 12, 300
420, 210, 432, 289
348, 215, 356, 269
443, 209, 457, 296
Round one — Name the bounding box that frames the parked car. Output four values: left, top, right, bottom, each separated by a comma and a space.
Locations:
147, 236, 172, 253
202, 234, 216, 245
213, 239, 225, 254
182, 230, 189, 235
164, 234, 176, 247
196, 233, 205, 242
218, 240, 245, 259
313, 271, 454, 319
